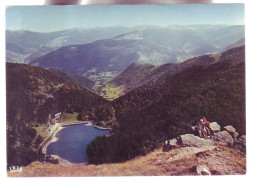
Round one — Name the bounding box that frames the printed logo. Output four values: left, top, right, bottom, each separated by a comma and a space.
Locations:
9, 166, 22, 172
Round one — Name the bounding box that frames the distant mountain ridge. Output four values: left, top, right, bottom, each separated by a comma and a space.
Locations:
28, 25, 244, 78
6, 27, 135, 63
223, 38, 245, 51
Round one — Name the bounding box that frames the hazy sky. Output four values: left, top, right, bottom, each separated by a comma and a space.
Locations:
6, 4, 244, 32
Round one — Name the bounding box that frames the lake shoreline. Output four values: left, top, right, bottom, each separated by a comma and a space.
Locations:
41, 121, 110, 166
61, 121, 112, 130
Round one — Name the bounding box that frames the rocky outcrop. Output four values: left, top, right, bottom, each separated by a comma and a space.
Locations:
209, 122, 221, 133
233, 132, 239, 143
163, 134, 215, 151
234, 135, 246, 155
223, 125, 239, 143
164, 122, 245, 157
213, 131, 234, 146
179, 134, 214, 147
169, 138, 179, 147
224, 125, 236, 133
194, 164, 211, 175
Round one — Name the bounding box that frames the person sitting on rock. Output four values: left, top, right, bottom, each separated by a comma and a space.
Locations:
195, 119, 207, 139
203, 116, 212, 138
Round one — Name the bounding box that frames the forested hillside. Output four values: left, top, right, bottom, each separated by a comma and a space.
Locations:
107, 63, 157, 96
6, 63, 108, 167
104, 55, 216, 99
48, 68, 95, 92
103, 46, 244, 99
86, 48, 245, 164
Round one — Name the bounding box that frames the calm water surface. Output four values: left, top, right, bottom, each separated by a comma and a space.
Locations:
46, 124, 109, 163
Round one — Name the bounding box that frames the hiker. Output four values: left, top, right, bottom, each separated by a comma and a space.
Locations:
195, 119, 207, 139
203, 117, 212, 138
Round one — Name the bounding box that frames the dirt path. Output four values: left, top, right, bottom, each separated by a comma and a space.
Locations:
41, 124, 64, 154
165, 146, 216, 162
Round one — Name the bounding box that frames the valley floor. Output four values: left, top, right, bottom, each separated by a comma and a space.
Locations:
8, 145, 245, 177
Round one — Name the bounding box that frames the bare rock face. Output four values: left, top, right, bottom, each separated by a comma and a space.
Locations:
209, 122, 221, 133
195, 164, 211, 175
213, 131, 234, 146
169, 138, 178, 147
179, 134, 214, 147
224, 125, 236, 133
234, 135, 246, 155
223, 125, 239, 143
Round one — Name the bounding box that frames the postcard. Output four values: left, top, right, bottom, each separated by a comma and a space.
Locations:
5, 3, 245, 177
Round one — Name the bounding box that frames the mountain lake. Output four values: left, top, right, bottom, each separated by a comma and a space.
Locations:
46, 124, 109, 164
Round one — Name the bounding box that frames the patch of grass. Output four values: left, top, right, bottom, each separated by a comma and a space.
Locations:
197, 146, 246, 175
98, 84, 125, 100
8, 146, 246, 177
61, 112, 79, 123
32, 125, 49, 138
219, 147, 246, 173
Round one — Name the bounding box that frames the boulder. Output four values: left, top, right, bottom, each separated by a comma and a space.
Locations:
169, 138, 178, 148
179, 134, 214, 148
233, 132, 239, 143
234, 135, 246, 155
223, 126, 239, 142
213, 131, 234, 146
195, 164, 211, 175
209, 122, 221, 133
224, 125, 236, 133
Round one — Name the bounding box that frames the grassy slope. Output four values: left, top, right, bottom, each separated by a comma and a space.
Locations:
8, 145, 245, 177
61, 112, 79, 123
